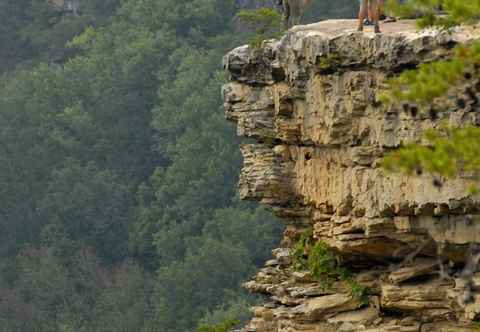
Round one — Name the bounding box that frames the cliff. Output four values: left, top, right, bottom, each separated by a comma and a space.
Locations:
223, 19, 480, 332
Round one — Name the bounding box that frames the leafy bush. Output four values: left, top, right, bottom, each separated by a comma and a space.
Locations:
307, 241, 337, 289
345, 278, 369, 305
291, 234, 369, 303
291, 229, 313, 271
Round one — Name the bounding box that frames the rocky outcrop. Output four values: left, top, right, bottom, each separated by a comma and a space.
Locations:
223, 20, 480, 331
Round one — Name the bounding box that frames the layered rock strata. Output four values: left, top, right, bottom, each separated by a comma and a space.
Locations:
223, 20, 480, 331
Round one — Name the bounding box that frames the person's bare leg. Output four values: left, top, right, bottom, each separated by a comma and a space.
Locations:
378, 0, 385, 19
358, 0, 368, 31
369, 0, 381, 33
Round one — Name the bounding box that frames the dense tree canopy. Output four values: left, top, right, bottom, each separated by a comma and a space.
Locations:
0, 1, 359, 331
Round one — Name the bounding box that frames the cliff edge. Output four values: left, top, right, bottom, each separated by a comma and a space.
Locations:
223, 19, 480, 332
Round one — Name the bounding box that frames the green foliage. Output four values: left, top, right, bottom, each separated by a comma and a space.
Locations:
203, 205, 284, 266
345, 278, 369, 305
382, 0, 480, 193
381, 2, 480, 192
386, 0, 480, 28
381, 0, 480, 190
292, 236, 369, 303
39, 161, 133, 264
382, 0, 480, 108
473, 320, 480, 331
238, 7, 283, 49
0, 0, 121, 72
317, 53, 343, 74
381, 42, 480, 108
198, 319, 241, 332
291, 229, 313, 271
383, 125, 480, 192
307, 241, 337, 289
0, 0, 363, 331
198, 298, 252, 329
151, 238, 254, 332
143, 205, 283, 330
0, 248, 152, 332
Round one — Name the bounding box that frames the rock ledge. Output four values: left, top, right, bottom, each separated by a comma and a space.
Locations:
223, 20, 480, 332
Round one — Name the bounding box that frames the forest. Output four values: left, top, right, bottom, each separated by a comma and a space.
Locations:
0, 1, 356, 331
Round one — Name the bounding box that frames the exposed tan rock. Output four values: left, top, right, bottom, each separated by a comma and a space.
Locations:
223, 19, 480, 332
327, 306, 378, 325
381, 279, 452, 312
292, 294, 363, 320
388, 258, 438, 284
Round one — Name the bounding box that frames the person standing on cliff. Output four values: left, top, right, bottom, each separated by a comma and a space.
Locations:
358, 0, 381, 33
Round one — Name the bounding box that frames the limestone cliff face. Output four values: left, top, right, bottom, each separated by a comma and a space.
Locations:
223, 20, 480, 332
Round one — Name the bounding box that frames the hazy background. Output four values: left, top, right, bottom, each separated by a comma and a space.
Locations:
0, 1, 356, 331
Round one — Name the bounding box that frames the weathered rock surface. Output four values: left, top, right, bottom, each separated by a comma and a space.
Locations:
223, 19, 480, 331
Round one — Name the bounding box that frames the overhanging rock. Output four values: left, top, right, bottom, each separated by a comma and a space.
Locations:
223, 19, 480, 331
